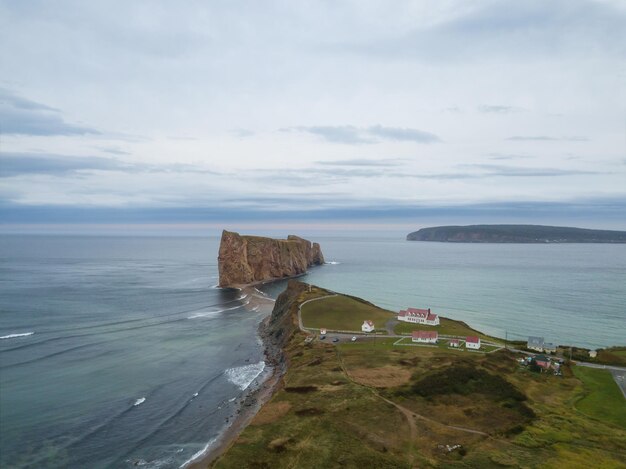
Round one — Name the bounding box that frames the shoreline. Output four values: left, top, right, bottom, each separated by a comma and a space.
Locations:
218, 272, 309, 291
187, 305, 286, 469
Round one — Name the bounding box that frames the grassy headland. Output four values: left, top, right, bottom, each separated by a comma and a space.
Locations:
300, 294, 394, 331
209, 282, 626, 469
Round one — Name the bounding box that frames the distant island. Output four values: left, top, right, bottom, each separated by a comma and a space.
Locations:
218, 230, 324, 288
407, 224, 626, 243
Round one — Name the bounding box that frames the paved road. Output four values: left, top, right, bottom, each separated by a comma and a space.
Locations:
573, 361, 626, 372
568, 361, 626, 399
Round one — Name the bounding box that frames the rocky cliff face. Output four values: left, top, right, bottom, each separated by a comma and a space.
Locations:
264, 280, 308, 359
218, 231, 325, 288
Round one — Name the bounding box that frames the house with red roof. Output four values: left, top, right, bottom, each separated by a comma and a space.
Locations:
361, 320, 375, 333
534, 354, 551, 370
466, 336, 481, 350
398, 307, 440, 326
449, 338, 460, 348
411, 330, 438, 344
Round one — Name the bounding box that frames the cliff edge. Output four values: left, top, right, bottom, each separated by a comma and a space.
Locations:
218, 231, 324, 288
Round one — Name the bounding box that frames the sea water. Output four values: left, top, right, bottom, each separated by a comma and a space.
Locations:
1, 234, 625, 468
0, 235, 267, 469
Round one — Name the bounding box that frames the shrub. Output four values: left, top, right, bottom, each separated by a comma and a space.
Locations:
409, 364, 527, 402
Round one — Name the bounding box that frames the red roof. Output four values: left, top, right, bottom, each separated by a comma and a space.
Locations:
364, 320, 374, 326
407, 308, 430, 318
401, 308, 438, 321
466, 336, 480, 343
449, 339, 460, 344
412, 330, 438, 340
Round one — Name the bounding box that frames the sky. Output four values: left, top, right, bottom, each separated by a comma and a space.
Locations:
1, 0, 625, 234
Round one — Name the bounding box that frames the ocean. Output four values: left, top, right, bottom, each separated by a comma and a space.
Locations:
1, 234, 625, 468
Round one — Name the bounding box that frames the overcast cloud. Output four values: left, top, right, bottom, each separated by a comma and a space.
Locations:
0, 0, 625, 229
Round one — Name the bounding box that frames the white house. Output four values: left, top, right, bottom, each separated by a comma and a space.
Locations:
527, 336, 545, 352
320, 328, 327, 336
411, 330, 438, 344
527, 336, 556, 353
361, 320, 375, 333
466, 336, 481, 350
398, 307, 440, 326
449, 338, 460, 348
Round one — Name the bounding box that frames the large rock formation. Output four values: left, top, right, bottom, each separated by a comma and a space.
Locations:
218, 231, 324, 288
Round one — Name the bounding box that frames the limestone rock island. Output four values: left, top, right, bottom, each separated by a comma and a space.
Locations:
218, 230, 324, 288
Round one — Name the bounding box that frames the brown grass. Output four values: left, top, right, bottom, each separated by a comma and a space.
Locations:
251, 401, 292, 425
348, 366, 412, 388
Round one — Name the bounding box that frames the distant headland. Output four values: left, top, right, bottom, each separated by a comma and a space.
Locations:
218, 230, 324, 288
407, 224, 626, 243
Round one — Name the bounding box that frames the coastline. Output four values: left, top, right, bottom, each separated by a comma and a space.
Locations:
186, 301, 287, 469
219, 271, 309, 290
186, 278, 625, 468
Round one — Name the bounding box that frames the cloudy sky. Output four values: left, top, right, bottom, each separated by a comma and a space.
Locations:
1, 0, 625, 233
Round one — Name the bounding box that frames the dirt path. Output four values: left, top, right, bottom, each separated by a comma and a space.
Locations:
297, 294, 338, 332
335, 348, 488, 436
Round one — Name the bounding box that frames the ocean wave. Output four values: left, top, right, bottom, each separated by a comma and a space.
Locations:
0, 332, 34, 339
224, 361, 265, 390
134, 397, 146, 406
187, 301, 250, 319
179, 438, 217, 468
325, 261, 341, 265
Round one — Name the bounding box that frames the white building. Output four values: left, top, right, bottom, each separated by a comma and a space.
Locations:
398, 308, 440, 326
466, 336, 481, 350
449, 339, 460, 348
412, 330, 438, 344
527, 336, 556, 353
543, 342, 557, 353
361, 320, 375, 333
320, 328, 327, 336
527, 336, 545, 352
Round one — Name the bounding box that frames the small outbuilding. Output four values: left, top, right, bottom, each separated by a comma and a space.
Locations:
320, 328, 327, 336
361, 320, 375, 333
589, 350, 598, 358
412, 330, 438, 344
543, 342, 557, 353
466, 336, 481, 350
449, 338, 460, 348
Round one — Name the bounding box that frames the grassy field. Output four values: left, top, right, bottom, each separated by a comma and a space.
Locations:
211, 285, 626, 469
572, 366, 626, 429
300, 294, 395, 331
394, 317, 503, 343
